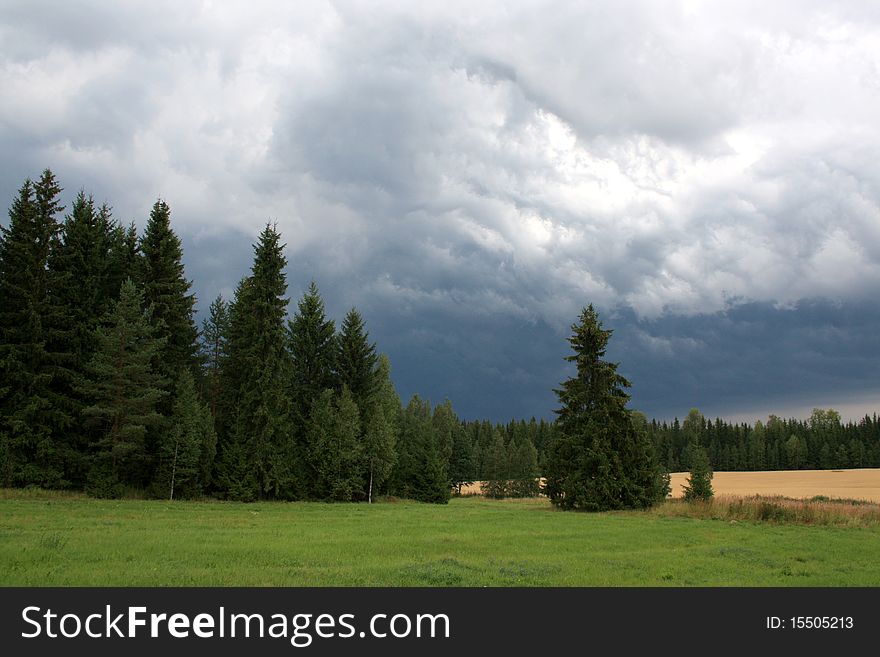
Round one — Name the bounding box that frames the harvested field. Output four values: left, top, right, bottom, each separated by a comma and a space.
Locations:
462, 468, 880, 502
669, 468, 880, 503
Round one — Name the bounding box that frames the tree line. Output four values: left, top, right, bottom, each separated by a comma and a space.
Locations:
650, 408, 880, 473
2, 170, 877, 511
0, 170, 479, 503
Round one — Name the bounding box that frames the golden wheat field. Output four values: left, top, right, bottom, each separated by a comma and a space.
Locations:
669, 468, 880, 502
462, 468, 880, 502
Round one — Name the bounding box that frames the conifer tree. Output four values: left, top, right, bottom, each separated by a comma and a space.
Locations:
682, 443, 713, 501
79, 279, 167, 497
289, 281, 337, 426
200, 295, 229, 418
391, 396, 449, 504
44, 191, 119, 486
361, 355, 399, 503
154, 370, 215, 499
138, 200, 199, 378
336, 308, 378, 404
0, 172, 64, 487
544, 305, 667, 511
482, 430, 509, 499
449, 422, 476, 495
308, 387, 363, 501
215, 224, 293, 500
508, 437, 540, 497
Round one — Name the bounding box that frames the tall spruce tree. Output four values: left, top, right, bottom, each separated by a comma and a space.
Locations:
0, 172, 64, 487
682, 442, 713, 501
508, 436, 540, 497
336, 308, 378, 404
79, 279, 167, 497
44, 191, 118, 486
544, 305, 667, 511
288, 281, 336, 492
215, 224, 293, 500
289, 281, 337, 424
482, 430, 509, 499
138, 199, 199, 379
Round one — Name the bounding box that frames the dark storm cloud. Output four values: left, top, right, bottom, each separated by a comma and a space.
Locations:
2, 1, 879, 420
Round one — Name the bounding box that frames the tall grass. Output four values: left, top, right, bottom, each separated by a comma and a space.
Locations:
651, 495, 880, 527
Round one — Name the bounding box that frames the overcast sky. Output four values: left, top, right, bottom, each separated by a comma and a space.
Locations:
2, 0, 879, 422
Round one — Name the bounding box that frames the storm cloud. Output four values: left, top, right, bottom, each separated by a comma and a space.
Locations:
2, 0, 878, 420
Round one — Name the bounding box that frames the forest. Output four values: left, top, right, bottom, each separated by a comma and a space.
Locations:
1, 169, 878, 503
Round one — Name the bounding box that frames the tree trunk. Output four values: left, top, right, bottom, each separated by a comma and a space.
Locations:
368, 463, 373, 504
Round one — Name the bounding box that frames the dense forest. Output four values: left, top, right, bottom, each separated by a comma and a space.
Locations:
1, 170, 878, 503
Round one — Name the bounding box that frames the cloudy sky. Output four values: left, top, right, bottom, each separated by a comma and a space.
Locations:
2, 0, 879, 422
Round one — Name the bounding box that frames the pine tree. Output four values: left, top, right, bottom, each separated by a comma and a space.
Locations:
215, 224, 293, 500
79, 279, 167, 497
0, 172, 64, 487
682, 443, 713, 501
154, 370, 215, 499
336, 308, 378, 405
138, 199, 199, 378
544, 305, 667, 511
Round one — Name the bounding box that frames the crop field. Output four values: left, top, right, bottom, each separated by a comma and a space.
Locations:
2, 489, 880, 587
668, 468, 880, 502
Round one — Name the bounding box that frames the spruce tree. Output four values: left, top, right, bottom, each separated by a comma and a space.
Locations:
79, 279, 167, 497
289, 281, 337, 426
391, 395, 449, 504
449, 424, 476, 496
200, 295, 229, 418
138, 199, 198, 378
308, 387, 363, 501
544, 305, 667, 511
336, 308, 378, 404
482, 430, 509, 499
154, 370, 215, 500
682, 443, 713, 501
0, 172, 64, 487
44, 191, 118, 486
215, 224, 293, 500
360, 354, 399, 502
508, 437, 540, 497
288, 281, 336, 492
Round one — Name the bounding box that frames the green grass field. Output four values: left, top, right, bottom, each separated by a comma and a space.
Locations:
2, 491, 879, 586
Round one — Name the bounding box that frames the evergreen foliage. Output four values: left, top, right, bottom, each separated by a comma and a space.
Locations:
336, 308, 378, 405
482, 430, 509, 499
391, 396, 450, 504
0, 172, 64, 487
361, 355, 399, 503
308, 387, 363, 501
682, 442, 714, 501
215, 224, 293, 500
289, 281, 337, 427
138, 200, 199, 379
200, 295, 229, 419
154, 370, 215, 499
79, 279, 167, 497
544, 305, 667, 511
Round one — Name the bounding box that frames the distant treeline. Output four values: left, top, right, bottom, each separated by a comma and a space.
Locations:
1, 170, 877, 505
648, 408, 880, 473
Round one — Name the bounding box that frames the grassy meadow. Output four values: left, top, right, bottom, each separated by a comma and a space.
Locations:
2, 490, 880, 586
